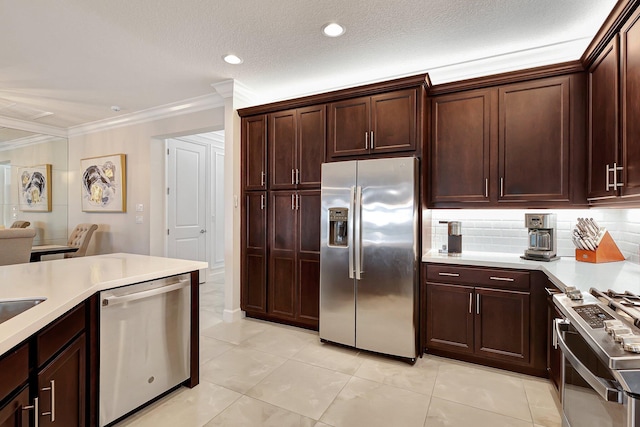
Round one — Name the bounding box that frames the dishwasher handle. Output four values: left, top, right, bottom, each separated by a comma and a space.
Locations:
102, 279, 190, 307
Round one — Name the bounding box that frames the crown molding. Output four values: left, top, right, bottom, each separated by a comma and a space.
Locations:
68, 93, 225, 137
0, 133, 65, 152
0, 115, 67, 138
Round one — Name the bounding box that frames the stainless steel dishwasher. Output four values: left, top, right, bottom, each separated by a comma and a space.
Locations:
99, 273, 191, 427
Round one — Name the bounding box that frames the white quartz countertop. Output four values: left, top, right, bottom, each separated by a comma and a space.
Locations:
422, 251, 640, 295
0, 253, 207, 355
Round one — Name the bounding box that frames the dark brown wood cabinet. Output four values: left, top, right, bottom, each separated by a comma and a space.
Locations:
430, 89, 491, 204
269, 105, 325, 190
588, 7, 640, 205
424, 263, 546, 376
242, 192, 267, 314
0, 387, 29, 427
475, 287, 530, 363
268, 190, 320, 328
429, 73, 586, 208
498, 77, 570, 203
328, 89, 417, 159
0, 303, 88, 427
588, 36, 620, 200
36, 335, 86, 427
243, 115, 267, 191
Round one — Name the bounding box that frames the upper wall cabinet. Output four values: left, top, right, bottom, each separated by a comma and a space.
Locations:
328, 88, 417, 159
242, 115, 267, 191
430, 89, 491, 204
269, 105, 326, 190
429, 73, 586, 208
589, 7, 640, 205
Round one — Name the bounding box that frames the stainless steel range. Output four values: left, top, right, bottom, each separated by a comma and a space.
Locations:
553, 288, 640, 427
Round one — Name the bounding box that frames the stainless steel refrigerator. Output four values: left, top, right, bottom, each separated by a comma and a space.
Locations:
319, 156, 419, 361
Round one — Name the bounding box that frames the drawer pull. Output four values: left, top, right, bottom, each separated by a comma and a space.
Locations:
469, 293, 472, 314
41, 380, 55, 422
438, 272, 460, 277
489, 276, 515, 282
23, 397, 39, 427
545, 287, 561, 296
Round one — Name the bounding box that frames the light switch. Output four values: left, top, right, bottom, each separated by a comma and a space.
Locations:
136, 204, 144, 212
135, 215, 143, 224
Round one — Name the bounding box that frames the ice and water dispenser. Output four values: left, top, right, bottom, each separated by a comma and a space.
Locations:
328, 208, 349, 247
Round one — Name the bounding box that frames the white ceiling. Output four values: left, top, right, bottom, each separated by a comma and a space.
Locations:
0, 0, 618, 131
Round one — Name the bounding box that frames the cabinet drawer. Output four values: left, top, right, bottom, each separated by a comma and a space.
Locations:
36, 303, 85, 367
0, 343, 29, 402
426, 264, 530, 290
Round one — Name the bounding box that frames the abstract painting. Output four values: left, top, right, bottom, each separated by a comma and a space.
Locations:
81, 154, 127, 212
19, 164, 52, 212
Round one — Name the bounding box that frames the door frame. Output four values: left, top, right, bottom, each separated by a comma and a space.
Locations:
165, 132, 225, 282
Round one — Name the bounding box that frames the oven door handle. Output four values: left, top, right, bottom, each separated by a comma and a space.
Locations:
554, 318, 623, 403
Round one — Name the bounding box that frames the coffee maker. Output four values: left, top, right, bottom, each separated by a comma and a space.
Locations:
522, 213, 559, 261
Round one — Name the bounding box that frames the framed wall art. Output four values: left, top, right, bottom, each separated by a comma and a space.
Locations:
81, 154, 127, 212
19, 164, 52, 212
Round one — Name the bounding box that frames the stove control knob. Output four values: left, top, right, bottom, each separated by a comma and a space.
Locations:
613, 328, 633, 342
622, 336, 640, 353
605, 321, 625, 333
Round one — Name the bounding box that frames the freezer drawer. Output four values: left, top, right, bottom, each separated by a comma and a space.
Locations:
99, 274, 191, 426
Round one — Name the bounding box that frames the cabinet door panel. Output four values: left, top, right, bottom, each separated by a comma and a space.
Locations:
298, 191, 320, 253
499, 77, 570, 202
588, 38, 619, 200
298, 105, 326, 188
243, 115, 267, 191
269, 192, 297, 318
38, 334, 86, 427
298, 256, 319, 325
371, 89, 417, 153
242, 193, 267, 313
430, 90, 490, 203
0, 386, 29, 427
426, 283, 474, 353
475, 288, 529, 364
622, 12, 640, 198
269, 110, 297, 189
328, 97, 369, 157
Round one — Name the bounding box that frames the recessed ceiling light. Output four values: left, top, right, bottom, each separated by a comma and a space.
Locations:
223, 54, 243, 65
322, 23, 345, 37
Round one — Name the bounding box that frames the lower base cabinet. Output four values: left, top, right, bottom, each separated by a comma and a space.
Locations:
0, 303, 87, 427
424, 263, 546, 376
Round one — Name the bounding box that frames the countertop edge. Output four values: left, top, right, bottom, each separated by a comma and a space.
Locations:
0, 253, 207, 355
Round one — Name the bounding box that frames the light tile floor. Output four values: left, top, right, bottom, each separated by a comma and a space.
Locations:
115, 279, 562, 427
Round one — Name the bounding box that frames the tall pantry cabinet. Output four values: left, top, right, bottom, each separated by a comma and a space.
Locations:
241, 106, 325, 329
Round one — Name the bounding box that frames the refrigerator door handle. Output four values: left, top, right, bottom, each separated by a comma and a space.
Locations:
348, 186, 355, 279
355, 185, 363, 280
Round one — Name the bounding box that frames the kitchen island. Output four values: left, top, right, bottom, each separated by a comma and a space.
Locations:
0, 253, 207, 427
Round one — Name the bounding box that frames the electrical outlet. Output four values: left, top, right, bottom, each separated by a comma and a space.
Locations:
135, 215, 143, 224
136, 203, 144, 212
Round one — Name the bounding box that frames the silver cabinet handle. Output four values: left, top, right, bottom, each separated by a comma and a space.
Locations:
476, 294, 480, 315
260, 194, 265, 210
370, 131, 374, 149
296, 194, 300, 210
545, 287, 560, 296
469, 293, 472, 314
261, 171, 266, 187
291, 194, 295, 210
607, 163, 625, 190
485, 178, 488, 198
500, 177, 504, 197
606, 164, 611, 191
291, 169, 295, 185
41, 380, 55, 422
23, 397, 39, 427
438, 272, 460, 277
296, 169, 300, 185
554, 318, 622, 402
365, 132, 369, 150
490, 276, 515, 282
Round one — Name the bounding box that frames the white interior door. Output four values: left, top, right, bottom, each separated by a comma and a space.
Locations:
167, 139, 207, 265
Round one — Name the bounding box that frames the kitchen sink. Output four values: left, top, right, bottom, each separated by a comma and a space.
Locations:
0, 298, 46, 324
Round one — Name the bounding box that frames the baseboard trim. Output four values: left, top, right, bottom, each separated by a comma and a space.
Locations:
222, 308, 244, 323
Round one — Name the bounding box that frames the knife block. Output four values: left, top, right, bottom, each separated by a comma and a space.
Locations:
575, 231, 625, 263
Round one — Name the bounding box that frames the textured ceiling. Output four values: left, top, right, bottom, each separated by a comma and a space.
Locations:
0, 0, 618, 130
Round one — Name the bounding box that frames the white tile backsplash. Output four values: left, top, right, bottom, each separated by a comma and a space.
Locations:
427, 208, 640, 264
